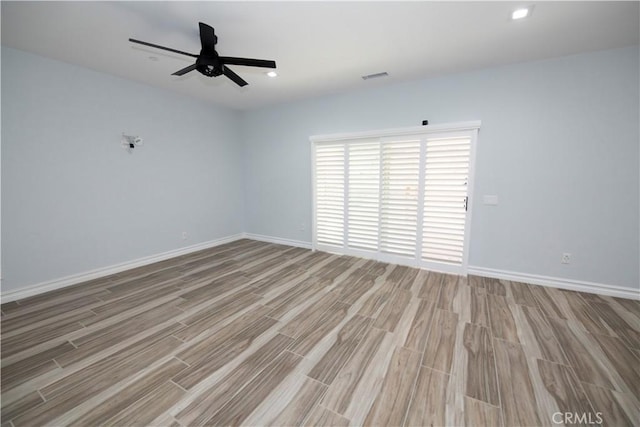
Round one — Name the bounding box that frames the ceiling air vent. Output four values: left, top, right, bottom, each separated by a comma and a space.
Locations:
362, 72, 389, 80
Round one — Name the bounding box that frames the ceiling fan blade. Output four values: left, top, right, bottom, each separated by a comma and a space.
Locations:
129, 38, 198, 58
219, 57, 276, 69
199, 22, 217, 53
172, 64, 198, 76
223, 66, 248, 87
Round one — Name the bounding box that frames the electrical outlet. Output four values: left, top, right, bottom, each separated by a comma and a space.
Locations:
561, 253, 571, 264
299, 223, 306, 231
182, 232, 188, 240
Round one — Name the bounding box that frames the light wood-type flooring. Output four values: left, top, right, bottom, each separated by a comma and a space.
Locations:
1, 239, 639, 426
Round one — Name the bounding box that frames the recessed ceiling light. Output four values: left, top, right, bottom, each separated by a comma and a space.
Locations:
512, 8, 530, 20
266, 71, 278, 78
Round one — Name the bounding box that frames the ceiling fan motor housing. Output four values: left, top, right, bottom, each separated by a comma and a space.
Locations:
196, 55, 223, 77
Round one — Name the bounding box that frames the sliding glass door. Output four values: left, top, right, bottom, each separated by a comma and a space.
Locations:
312, 122, 478, 275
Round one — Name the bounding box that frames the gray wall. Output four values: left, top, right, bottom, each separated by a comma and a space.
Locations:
241, 46, 639, 289
2, 46, 638, 293
1, 47, 244, 292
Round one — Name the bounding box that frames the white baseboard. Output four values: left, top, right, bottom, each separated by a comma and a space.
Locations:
467, 266, 639, 300
242, 232, 312, 250
1, 233, 244, 303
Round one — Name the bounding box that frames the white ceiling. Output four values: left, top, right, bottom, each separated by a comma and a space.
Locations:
2, 1, 638, 110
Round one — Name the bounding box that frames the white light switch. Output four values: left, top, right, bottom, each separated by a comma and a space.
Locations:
483, 195, 499, 205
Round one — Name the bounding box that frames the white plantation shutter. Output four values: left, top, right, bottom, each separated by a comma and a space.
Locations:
347, 142, 380, 251
313, 123, 477, 274
421, 136, 471, 264
380, 140, 421, 257
315, 143, 345, 247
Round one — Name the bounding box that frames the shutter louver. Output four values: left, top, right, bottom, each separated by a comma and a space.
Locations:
315, 144, 345, 247
421, 137, 471, 264
347, 142, 380, 251
380, 140, 421, 257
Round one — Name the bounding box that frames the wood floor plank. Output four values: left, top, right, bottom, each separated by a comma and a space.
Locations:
422, 308, 459, 373
68, 357, 188, 426
84, 281, 181, 326
507, 280, 539, 306
612, 297, 640, 322
1, 342, 74, 390
469, 286, 490, 327
322, 328, 396, 424
564, 292, 615, 336
464, 396, 503, 427
14, 336, 182, 426
311, 257, 357, 281
357, 280, 396, 319
266, 276, 327, 319
307, 315, 371, 385
386, 265, 419, 290
400, 266, 420, 290
590, 301, 640, 349
589, 332, 640, 396
360, 260, 389, 276
403, 298, 436, 352
321, 327, 387, 416
363, 346, 422, 426
1, 391, 45, 423
175, 333, 294, 426
251, 264, 308, 296
338, 274, 377, 305
404, 366, 450, 427
546, 316, 617, 390
515, 305, 568, 364
462, 323, 499, 406
0, 295, 102, 333
487, 294, 520, 343
174, 290, 263, 342
176, 271, 248, 310
372, 289, 411, 332
71, 299, 182, 347
1, 311, 94, 358
581, 382, 639, 427
327, 267, 369, 297
289, 302, 350, 356
493, 338, 541, 426
530, 285, 570, 320
247, 374, 327, 427
174, 311, 277, 389
56, 322, 183, 370
304, 405, 350, 427
279, 291, 341, 339
105, 381, 184, 427
102, 270, 183, 302
1, 301, 20, 314
203, 351, 302, 426
295, 251, 334, 271
535, 358, 595, 426
436, 273, 460, 311
241, 253, 293, 279
417, 271, 443, 301
480, 277, 507, 296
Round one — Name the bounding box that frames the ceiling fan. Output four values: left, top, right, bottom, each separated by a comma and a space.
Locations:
129, 22, 276, 87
